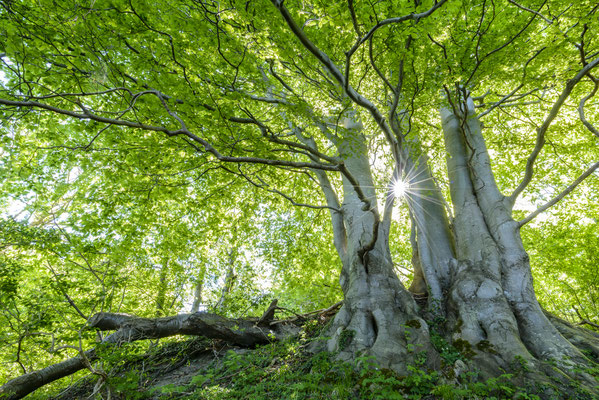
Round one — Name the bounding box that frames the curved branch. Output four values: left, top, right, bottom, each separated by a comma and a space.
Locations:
345, 0, 448, 62
23, 87, 132, 101
0, 349, 95, 400
199, 87, 339, 165
0, 98, 340, 172
368, 34, 395, 94
478, 48, 545, 119
295, 131, 347, 256
509, 55, 599, 205
347, 0, 362, 37
477, 84, 523, 119
269, 0, 401, 161
507, 0, 553, 24
238, 111, 341, 164
518, 161, 599, 227
226, 166, 340, 212
465, 5, 543, 86
0, 310, 288, 400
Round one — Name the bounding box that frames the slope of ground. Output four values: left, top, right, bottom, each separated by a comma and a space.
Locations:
42, 316, 597, 400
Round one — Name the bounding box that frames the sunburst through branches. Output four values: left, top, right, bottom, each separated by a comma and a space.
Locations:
392, 178, 409, 199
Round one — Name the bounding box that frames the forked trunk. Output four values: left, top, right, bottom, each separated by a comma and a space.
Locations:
438, 98, 597, 390
321, 122, 439, 371
321, 100, 599, 397
327, 207, 439, 372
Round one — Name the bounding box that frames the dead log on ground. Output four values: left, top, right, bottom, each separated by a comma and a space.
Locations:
0, 307, 292, 400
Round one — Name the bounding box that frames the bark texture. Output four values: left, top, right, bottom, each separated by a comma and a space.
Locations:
313, 117, 440, 373
318, 97, 598, 398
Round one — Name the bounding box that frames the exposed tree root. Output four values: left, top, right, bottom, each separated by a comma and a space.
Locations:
321, 240, 441, 374
546, 310, 599, 360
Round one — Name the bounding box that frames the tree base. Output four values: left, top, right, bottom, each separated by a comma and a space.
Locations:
2, 301, 598, 400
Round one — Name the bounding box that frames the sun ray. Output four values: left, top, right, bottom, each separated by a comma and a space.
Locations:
392, 178, 409, 198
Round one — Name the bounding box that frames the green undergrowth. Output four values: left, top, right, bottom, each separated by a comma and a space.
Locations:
175, 345, 537, 400
45, 319, 597, 400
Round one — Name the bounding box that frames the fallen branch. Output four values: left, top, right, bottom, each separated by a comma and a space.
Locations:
88, 312, 277, 346
270, 301, 343, 325
0, 308, 289, 400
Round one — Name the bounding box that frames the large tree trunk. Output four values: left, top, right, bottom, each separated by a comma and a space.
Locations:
319, 100, 598, 396
319, 119, 440, 372
439, 95, 597, 389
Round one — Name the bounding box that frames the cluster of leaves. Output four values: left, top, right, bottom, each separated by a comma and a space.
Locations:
522, 211, 599, 323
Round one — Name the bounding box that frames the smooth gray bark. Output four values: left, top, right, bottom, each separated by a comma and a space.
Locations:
312, 115, 439, 372
440, 100, 597, 388
401, 144, 454, 306
441, 107, 531, 371
459, 108, 589, 367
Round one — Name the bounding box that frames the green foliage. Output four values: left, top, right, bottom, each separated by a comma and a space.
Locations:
430, 331, 462, 366
522, 213, 599, 324
182, 340, 356, 400
107, 371, 148, 400
338, 329, 356, 350
0, 258, 21, 300
0, 0, 597, 394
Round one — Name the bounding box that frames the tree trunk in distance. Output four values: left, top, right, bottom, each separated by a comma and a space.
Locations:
191, 263, 206, 313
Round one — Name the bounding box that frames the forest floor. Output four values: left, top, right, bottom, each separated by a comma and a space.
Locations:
41, 316, 593, 400
50, 337, 237, 400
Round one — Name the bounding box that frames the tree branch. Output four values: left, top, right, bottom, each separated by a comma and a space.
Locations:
509, 55, 599, 205
0, 98, 340, 172
518, 161, 599, 227
507, 0, 553, 25
227, 166, 340, 212
573, 306, 599, 330
478, 48, 545, 118
344, 0, 448, 64
269, 0, 401, 161
295, 130, 347, 256
578, 80, 599, 138
347, 0, 362, 37
0, 310, 293, 400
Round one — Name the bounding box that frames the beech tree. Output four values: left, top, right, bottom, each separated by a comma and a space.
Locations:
0, 0, 598, 398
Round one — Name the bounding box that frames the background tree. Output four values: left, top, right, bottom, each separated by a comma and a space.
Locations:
0, 0, 598, 398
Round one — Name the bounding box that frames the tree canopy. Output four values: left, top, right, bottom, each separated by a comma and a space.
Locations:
0, 0, 598, 398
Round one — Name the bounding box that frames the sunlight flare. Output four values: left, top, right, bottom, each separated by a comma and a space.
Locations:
392, 179, 409, 198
